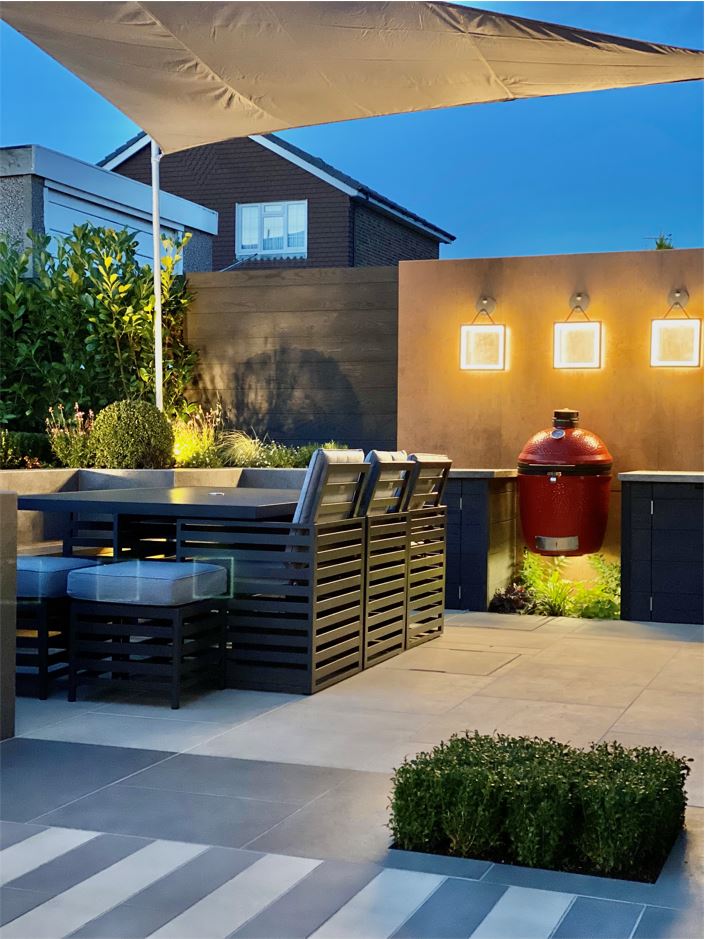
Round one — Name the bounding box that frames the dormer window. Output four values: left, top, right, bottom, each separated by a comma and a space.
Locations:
236, 200, 307, 259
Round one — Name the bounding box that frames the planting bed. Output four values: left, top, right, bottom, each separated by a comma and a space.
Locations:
390, 731, 690, 883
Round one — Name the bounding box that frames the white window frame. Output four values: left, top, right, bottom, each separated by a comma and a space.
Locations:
235, 200, 308, 259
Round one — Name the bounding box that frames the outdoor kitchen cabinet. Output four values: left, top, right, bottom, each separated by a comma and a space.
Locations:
444, 470, 517, 611
620, 472, 704, 625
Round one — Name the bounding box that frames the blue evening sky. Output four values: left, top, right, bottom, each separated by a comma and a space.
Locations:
0, 2, 703, 258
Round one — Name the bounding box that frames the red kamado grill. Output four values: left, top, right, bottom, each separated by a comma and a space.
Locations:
517, 409, 613, 557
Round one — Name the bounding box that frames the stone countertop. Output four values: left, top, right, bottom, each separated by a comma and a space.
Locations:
618, 471, 704, 484
449, 469, 517, 479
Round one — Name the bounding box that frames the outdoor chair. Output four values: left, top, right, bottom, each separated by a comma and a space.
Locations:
360, 451, 415, 667
66, 560, 227, 709
404, 453, 452, 647
16, 556, 102, 699
176, 449, 371, 694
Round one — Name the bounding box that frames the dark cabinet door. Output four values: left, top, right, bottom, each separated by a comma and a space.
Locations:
623, 482, 703, 625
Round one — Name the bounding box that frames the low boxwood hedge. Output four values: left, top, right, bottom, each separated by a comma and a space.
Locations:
389, 733, 690, 882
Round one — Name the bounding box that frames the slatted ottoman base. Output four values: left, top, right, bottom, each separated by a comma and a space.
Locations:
177, 518, 365, 694
16, 597, 70, 700
69, 599, 226, 709
364, 513, 408, 668
406, 506, 447, 648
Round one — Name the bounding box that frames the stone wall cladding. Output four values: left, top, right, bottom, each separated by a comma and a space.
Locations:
352, 202, 440, 266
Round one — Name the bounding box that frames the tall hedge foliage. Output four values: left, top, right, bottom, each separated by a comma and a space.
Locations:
0, 226, 197, 430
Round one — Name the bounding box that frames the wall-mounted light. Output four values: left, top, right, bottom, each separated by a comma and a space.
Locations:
651, 288, 702, 367
460, 296, 506, 370
554, 292, 602, 369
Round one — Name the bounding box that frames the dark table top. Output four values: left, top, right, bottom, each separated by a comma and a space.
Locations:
18, 486, 301, 521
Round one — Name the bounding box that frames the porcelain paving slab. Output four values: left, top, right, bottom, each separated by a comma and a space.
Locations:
632, 904, 704, 939
415, 697, 624, 748
230, 859, 382, 939
119, 754, 355, 804
6, 833, 150, 895
148, 853, 321, 939
243, 773, 394, 863
532, 637, 679, 676
610, 689, 703, 739
552, 896, 644, 938
0, 821, 47, 850
571, 620, 703, 643
0, 840, 206, 939
95, 689, 298, 725
469, 885, 573, 938
376, 646, 519, 676
22, 711, 235, 753
69, 846, 262, 939
476, 661, 651, 708
648, 651, 704, 695
0, 739, 170, 822
390, 876, 506, 939
1, 886, 56, 926
0, 828, 99, 886
308, 867, 445, 939
445, 612, 551, 631
34, 784, 302, 849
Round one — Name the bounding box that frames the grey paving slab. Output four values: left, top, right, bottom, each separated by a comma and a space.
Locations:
571, 620, 703, 643
69, 846, 260, 938
0, 887, 55, 926
392, 877, 507, 938
230, 859, 381, 939
7, 833, 149, 893
444, 612, 550, 631
551, 896, 644, 938
0, 820, 46, 850
0, 738, 170, 822
36, 783, 301, 849
122, 753, 354, 804
632, 905, 704, 939
245, 773, 393, 863
383, 848, 492, 881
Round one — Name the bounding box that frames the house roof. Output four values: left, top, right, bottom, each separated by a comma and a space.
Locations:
98, 132, 455, 244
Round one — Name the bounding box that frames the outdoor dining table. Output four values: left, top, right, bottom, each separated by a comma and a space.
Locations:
18, 486, 301, 557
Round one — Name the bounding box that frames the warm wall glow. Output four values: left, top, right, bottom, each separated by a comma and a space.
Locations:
554, 321, 601, 369
460, 324, 506, 370
651, 319, 701, 367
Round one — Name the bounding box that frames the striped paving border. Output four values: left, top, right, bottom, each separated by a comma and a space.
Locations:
1, 822, 694, 939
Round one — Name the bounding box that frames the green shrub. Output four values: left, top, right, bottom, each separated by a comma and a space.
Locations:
92, 399, 174, 469
0, 429, 53, 468
0, 227, 196, 430
172, 406, 224, 468
389, 732, 689, 882
46, 403, 95, 468
516, 551, 621, 620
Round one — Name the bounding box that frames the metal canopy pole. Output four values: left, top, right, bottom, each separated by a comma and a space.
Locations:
150, 138, 164, 411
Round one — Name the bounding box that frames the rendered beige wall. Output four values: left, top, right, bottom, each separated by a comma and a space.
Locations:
398, 248, 704, 559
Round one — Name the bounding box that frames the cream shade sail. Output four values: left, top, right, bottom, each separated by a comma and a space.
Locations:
2, 1, 703, 155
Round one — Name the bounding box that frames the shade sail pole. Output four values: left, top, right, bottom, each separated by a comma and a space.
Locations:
151, 138, 164, 411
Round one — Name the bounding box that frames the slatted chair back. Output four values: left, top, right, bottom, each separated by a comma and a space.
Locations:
403, 454, 453, 511
359, 451, 414, 516
292, 449, 370, 525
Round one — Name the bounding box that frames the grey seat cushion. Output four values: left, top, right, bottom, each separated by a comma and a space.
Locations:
292, 448, 365, 525
17, 556, 103, 598
67, 560, 227, 607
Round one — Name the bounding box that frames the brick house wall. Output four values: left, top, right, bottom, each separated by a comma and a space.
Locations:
115, 136, 351, 271
351, 202, 440, 266
114, 137, 445, 271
